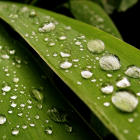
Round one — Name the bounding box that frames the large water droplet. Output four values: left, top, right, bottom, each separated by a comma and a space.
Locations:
60, 49, 71, 57
1, 82, 11, 92
111, 90, 138, 112
101, 83, 114, 94
81, 69, 93, 79
116, 77, 130, 88
44, 126, 52, 134
124, 65, 140, 78
39, 22, 55, 33
60, 58, 72, 69
99, 54, 121, 71
31, 88, 43, 102
0, 114, 6, 125
12, 128, 19, 135
47, 107, 67, 122
64, 123, 72, 132
87, 39, 105, 54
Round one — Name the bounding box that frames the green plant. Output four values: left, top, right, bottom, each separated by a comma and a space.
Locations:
0, 0, 140, 140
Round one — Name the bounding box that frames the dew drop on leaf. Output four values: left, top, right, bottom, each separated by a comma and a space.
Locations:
1, 82, 11, 92
29, 10, 37, 18
111, 90, 138, 112
81, 69, 93, 79
101, 82, 114, 94
35, 115, 39, 119
60, 58, 72, 69
0, 114, 6, 125
31, 88, 43, 102
57, 31, 67, 40
64, 123, 72, 133
39, 22, 55, 33
12, 77, 19, 83
103, 102, 110, 107
22, 124, 27, 129
11, 128, 19, 135
124, 65, 140, 78
36, 104, 42, 109
47, 107, 67, 122
30, 122, 35, 127
87, 39, 105, 54
44, 126, 52, 134
11, 101, 17, 108
77, 33, 85, 40
60, 49, 71, 57
47, 38, 55, 46
99, 54, 121, 71
116, 76, 130, 88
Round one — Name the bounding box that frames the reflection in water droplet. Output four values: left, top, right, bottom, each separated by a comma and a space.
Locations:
1, 82, 11, 92
116, 77, 130, 88
60, 59, 72, 69
44, 126, 52, 134
81, 69, 93, 79
22, 124, 27, 129
39, 22, 55, 33
111, 90, 138, 112
87, 39, 105, 54
101, 83, 114, 94
12, 128, 19, 135
0, 114, 6, 125
64, 123, 72, 132
124, 65, 140, 78
99, 54, 121, 71
31, 88, 43, 102
47, 107, 66, 122
60, 49, 71, 57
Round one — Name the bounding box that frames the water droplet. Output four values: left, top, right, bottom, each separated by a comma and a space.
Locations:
14, 55, 21, 64
20, 103, 25, 108
116, 77, 130, 88
27, 105, 32, 109
87, 39, 105, 54
11, 101, 17, 108
77, 81, 82, 85
9, 50, 15, 55
18, 112, 23, 116
47, 107, 67, 122
81, 69, 93, 79
111, 90, 138, 112
99, 54, 121, 71
39, 22, 55, 33
123, 129, 129, 134
60, 58, 72, 69
30, 122, 35, 127
77, 33, 85, 40
36, 104, 42, 109
27, 99, 32, 104
128, 118, 134, 123
103, 102, 110, 106
64, 123, 72, 132
12, 77, 19, 83
0, 114, 6, 125
75, 41, 81, 46
31, 88, 43, 102
64, 26, 72, 31
35, 115, 39, 119
22, 124, 27, 129
8, 110, 13, 114
124, 65, 140, 78
91, 79, 96, 82
107, 74, 112, 77
10, 95, 17, 99
57, 31, 67, 40
44, 126, 52, 134
45, 120, 49, 123
101, 83, 114, 94
47, 38, 55, 46
60, 49, 71, 57
1, 82, 11, 92
12, 128, 19, 135
29, 10, 37, 17
1, 53, 10, 59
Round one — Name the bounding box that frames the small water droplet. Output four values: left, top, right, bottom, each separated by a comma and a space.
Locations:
124, 65, 140, 78
116, 77, 130, 88
29, 10, 37, 17
81, 69, 93, 79
31, 88, 43, 102
12, 77, 19, 83
8, 110, 13, 114
60, 58, 72, 69
11, 101, 17, 108
39, 22, 55, 33
75, 41, 81, 46
111, 90, 138, 112
0, 114, 6, 125
107, 74, 112, 77
64, 123, 72, 132
47, 38, 55, 46
22, 124, 27, 129
103, 102, 110, 107
87, 39, 105, 54
20, 103, 25, 108
128, 118, 134, 123
47, 107, 67, 122
91, 79, 96, 82
12, 128, 19, 135
35, 115, 39, 119
123, 129, 129, 134
77, 33, 85, 40
30, 122, 35, 127
10, 95, 17, 99
99, 54, 121, 71
77, 81, 82, 85
27, 105, 32, 109
60, 49, 71, 57
14, 55, 21, 64
36, 104, 42, 109
101, 83, 114, 94
27, 99, 32, 104
18, 112, 23, 116
44, 126, 52, 134
64, 26, 72, 31
57, 31, 67, 40
1, 82, 11, 92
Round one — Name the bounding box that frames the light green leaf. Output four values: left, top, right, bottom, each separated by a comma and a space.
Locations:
70, 1, 122, 39
0, 23, 100, 139
0, 2, 140, 140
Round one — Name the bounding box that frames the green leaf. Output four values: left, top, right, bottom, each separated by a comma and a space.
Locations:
70, 0, 122, 39
0, 2, 140, 140
0, 22, 100, 139
118, 0, 138, 12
